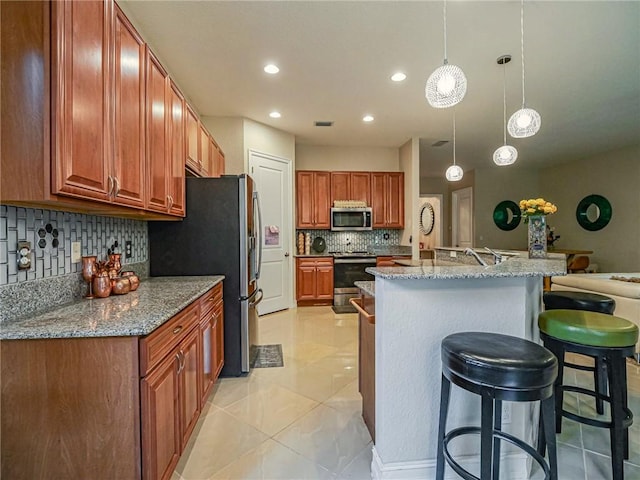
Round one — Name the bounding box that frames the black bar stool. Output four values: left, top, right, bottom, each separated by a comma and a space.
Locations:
538, 309, 638, 480
543, 290, 616, 414
436, 332, 558, 480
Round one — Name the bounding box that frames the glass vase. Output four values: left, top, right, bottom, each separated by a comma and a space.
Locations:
527, 215, 547, 259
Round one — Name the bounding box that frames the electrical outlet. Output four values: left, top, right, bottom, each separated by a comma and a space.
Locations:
125, 240, 132, 259
17, 241, 32, 270
501, 402, 512, 424
450, 250, 457, 258
71, 242, 81, 263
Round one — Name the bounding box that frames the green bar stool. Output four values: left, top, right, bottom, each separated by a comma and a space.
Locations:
538, 309, 638, 480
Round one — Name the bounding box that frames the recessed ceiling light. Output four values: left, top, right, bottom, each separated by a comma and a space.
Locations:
391, 72, 407, 82
363, 115, 374, 122
269, 111, 281, 118
264, 64, 279, 74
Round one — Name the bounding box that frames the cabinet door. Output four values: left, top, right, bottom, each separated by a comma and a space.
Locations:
141, 348, 180, 480
217, 149, 226, 177
313, 172, 331, 229
185, 105, 200, 174
296, 259, 317, 301
199, 310, 215, 405
370, 173, 387, 228
296, 171, 315, 228
112, 5, 145, 208
179, 327, 200, 450
386, 173, 404, 228
331, 172, 350, 204
350, 172, 371, 205
213, 303, 225, 378
145, 48, 170, 213
168, 81, 185, 216
358, 293, 376, 441
199, 126, 210, 176
52, 0, 111, 201
315, 261, 334, 299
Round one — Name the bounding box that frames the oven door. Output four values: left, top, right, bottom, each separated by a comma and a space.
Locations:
333, 257, 376, 305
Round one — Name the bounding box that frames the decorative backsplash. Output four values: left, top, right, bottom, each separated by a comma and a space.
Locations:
296, 229, 401, 253
0, 205, 147, 286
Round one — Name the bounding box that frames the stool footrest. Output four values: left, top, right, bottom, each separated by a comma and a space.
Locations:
562, 385, 633, 430
443, 426, 552, 480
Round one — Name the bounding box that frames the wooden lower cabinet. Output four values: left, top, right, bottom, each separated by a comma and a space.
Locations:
357, 291, 376, 441
1, 282, 224, 480
296, 257, 334, 305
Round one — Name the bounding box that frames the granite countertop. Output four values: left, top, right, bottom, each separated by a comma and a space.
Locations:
355, 281, 375, 297
367, 255, 566, 280
0, 276, 224, 340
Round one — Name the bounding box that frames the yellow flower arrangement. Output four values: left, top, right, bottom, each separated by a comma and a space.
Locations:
519, 198, 557, 222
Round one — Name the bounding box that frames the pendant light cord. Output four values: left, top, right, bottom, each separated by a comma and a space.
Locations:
502, 63, 507, 145
520, 0, 526, 107
452, 110, 456, 165
443, 0, 448, 62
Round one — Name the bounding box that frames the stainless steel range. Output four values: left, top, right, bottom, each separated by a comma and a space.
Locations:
331, 251, 376, 308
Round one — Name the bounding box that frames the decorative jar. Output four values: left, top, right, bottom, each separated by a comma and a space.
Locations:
527, 215, 547, 259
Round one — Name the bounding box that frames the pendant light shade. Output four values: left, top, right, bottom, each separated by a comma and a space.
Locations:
493, 55, 518, 166
446, 111, 464, 181
508, 0, 541, 138
426, 0, 467, 108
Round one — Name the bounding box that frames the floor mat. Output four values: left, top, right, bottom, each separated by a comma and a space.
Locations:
250, 344, 284, 368
332, 305, 357, 314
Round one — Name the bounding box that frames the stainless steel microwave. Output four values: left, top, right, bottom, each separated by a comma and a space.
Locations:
330, 207, 373, 231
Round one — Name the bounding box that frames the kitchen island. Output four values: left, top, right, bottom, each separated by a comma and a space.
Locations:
364, 251, 565, 480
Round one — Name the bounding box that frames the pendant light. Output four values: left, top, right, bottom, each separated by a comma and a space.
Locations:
426, 0, 467, 109
508, 0, 541, 138
445, 111, 464, 181
493, 55, 518, 166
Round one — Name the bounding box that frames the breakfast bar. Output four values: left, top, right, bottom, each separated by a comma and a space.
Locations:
364, 250, 566, 480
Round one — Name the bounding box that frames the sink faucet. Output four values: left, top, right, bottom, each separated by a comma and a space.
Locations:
484, 247, 504, 264
464, 248, 488, 266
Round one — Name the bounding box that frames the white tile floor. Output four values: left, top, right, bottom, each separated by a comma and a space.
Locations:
173, 306, 640, 480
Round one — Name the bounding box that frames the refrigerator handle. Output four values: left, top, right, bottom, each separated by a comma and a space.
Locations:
254, 191, 263, 279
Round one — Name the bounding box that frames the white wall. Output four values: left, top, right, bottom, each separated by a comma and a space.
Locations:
243, 119, 295, 172
399, 139, 419, 252
539, 145, 640, 272
295, 145, 399, 171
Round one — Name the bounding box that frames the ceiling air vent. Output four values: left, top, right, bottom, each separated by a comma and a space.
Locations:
431, 140, 449, 147
314, 121, 334, 127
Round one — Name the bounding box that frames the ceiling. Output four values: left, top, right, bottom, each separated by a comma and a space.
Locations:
120, 1, 640, 177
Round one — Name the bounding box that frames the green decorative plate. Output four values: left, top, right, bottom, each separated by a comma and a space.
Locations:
576, 194, 612, 231
493, 200, 521, 231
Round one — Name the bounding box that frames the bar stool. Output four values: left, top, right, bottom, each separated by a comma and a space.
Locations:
543, 291, 616, 413
436, 332, 558, 480
538, 310, 638, 480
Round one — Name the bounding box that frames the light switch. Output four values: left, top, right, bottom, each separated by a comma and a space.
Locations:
450, 250, 457, 258
71, 242, 81, 263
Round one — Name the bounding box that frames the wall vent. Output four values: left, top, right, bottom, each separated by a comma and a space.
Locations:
432, 140, 449, 147
314, 121, 334, 127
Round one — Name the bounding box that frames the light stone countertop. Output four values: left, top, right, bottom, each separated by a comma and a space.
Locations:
0, 276, 224, 340
367, 254, 566, 280
354, 281, 375, 297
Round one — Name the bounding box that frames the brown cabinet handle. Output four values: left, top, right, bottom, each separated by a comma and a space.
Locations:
175, 352, 182, 373
107, 175, 114, 197
172, 326, 182, 335
113, 176, 120, 197
349, 298, 375, 324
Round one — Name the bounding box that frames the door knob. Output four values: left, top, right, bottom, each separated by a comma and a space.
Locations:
284, 252, 290, 257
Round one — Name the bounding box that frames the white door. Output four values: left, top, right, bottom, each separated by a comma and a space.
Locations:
249, 150, 292, 315
452, 187, 473, 248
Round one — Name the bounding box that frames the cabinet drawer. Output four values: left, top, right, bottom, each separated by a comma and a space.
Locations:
200, 283, 223, 317
140, 302, 199, 376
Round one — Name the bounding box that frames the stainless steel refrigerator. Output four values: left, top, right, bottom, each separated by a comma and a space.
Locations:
148, 175, 263, 376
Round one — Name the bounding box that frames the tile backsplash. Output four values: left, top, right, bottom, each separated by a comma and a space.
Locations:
0, 205, 147, 286
296, 229, 401, 253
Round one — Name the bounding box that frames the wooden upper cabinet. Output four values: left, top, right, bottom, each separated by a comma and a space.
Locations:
112, 4, 145, 208
168, 80, 186, 216
185, 105, 200, 174
145, 48, 170, 213
52, 0, 112, 201
199, 125, 210, 176
296, 171, 331, 229
371, 172, 404, 228
330, 172, 371, 206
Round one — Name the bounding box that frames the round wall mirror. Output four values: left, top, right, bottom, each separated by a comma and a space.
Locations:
493, 200, 521, 231
576, 194, 612, 231
419, 202, 435, 235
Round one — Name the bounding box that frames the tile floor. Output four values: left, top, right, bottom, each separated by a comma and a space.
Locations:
173, 306, 640, 480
